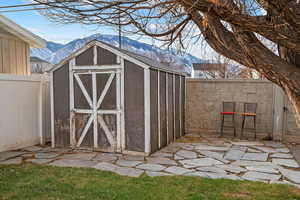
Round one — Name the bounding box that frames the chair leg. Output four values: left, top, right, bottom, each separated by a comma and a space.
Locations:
254, 116, 257, 140
241, 116, 245, 139
233, 114, 236, 137
221, 115, 224, 136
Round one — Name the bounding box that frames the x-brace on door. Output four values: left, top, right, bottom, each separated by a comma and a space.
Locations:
70, 69, 121, 152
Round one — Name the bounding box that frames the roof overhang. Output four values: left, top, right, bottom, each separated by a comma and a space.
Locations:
0, 15, 45, 48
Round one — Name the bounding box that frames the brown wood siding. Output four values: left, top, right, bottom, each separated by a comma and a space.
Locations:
181, 76, 186, 135
53, 63, 70, 147
124, 60, 145, 152
150, 69, 159, 153
97, 73, 116, 110
0, 34, 29, 75
175, 75, 181, 139
96, 73, 117, 149
73, 74, 93, 147
75, 47, 94, 66
159, 72, 167, 148
74, 74, 93, 109
75, 114, 93, 147
97, 46, 118, 65
167, 74, 174, 143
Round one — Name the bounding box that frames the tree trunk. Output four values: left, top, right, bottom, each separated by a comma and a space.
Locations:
279, 46, 300, 126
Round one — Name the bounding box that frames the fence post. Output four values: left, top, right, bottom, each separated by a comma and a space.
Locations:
272, 84, 285, 141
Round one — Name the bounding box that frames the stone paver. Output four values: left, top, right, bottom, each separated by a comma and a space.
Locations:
50, 159, 98, 168
29, 158, 55, 164
94, 162, 144, 177
116, 160, 142, 167
247, 148, 262, 153
174, 155, 184, 160
271, 153, 293, 159
3, 134, 300, 187
175, 150, 197, 159
224, 149, 245, 161
242, 153, 269, 161
35, 152, 60, 159
242, 171, 281, 182
93, 153, 118, 162
186, 171, 209, 178
231, 141, 264, 146
179, 158, 223, 167
264, 142, 284, 148
164, 166, 195, 175
276, 148, 290, 153
0, 151, 26, 162
231, 160, 275, 167
146, 157, 177, 165
145, 171, 172, 177
0, 157, 22, 165
196, 166, 227, 174
253, 146, 277, 153
198, 150, 229, 164
60, 153, 96, 160
151, 152, 173, 158
136, 163, 166, 171
218, 165, 247, 174
122, 155, 145, 161
278, 167, 300, 184
245, 166, 279, 174
23, 146, 43, 152
272, 159, 300, 168
195, 145, 229, 152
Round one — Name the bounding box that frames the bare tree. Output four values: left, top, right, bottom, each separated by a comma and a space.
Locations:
33, 0, 300, 124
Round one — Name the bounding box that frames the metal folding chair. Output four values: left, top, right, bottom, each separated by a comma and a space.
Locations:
241, 103, 257, 139
220, 102, 236, 137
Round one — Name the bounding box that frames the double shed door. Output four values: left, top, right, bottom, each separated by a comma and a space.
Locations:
71, 69, 121, 152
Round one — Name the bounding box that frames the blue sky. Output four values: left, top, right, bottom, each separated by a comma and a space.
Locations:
0, 0, 212, 59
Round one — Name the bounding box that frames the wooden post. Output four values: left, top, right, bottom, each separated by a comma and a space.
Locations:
144, 67, 151, 154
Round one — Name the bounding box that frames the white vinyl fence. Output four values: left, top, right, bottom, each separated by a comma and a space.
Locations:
0, 73, 50, 152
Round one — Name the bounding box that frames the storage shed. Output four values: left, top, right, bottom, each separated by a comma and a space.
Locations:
50, 40, 186, 155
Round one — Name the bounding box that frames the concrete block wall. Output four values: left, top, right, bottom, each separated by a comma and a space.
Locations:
186, 79, 276, 138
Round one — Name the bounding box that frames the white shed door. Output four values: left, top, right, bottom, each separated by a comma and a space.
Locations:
71, 70, 121, 152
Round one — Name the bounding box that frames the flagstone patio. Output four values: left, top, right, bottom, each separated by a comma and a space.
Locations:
1, 133, 300, 188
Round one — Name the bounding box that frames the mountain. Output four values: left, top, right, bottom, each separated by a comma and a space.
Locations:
30, 34, 207, 73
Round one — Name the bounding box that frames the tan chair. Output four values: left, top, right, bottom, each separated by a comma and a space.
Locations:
220, 102, 236, 137
241, 103, 257, 139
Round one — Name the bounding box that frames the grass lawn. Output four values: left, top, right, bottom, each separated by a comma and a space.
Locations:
1, 164, 300, 200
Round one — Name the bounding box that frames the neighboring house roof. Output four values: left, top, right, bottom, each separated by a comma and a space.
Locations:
0, 15, 45, 48
193, 63, 226, 71
30, 56, 50, 64
52, 40, 186, 75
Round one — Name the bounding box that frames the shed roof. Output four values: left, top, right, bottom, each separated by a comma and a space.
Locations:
0, 15, 45, 48
52, 40, 186, 75
103, 41, 184, 74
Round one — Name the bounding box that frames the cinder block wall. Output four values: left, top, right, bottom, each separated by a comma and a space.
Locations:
185, 79, 275, 137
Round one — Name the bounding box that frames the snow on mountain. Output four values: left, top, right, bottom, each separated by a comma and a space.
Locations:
30, 34, 206, 73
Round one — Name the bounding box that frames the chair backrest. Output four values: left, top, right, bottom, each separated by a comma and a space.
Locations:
222, 102, 236, 112
244, 103, 257, 113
